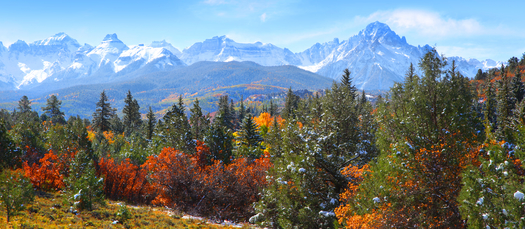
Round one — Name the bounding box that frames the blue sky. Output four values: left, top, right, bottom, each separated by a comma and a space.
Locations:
0, 0, 523, 61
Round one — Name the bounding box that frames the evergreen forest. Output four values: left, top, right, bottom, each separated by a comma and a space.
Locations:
1, 49, 525, 228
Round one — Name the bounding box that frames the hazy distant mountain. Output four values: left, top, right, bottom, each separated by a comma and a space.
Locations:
179, 35, 301, 66
0, 22, 505, 93
0, 61, 334, 118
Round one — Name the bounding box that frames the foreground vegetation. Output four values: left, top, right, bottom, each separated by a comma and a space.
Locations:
1, 49, 525, 228
0, 191, 246, 228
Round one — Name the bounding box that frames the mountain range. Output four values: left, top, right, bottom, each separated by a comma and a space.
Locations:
0, 21, 504, 93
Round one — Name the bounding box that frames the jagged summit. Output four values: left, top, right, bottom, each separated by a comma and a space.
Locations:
103, 33, 121, 42
150, 40, 170, 47
8, 40, 29, 52
361, 22, 392, 37
149, 40, 182, 57
356, 21, 406, 46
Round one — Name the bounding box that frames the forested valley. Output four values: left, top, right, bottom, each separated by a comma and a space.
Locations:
1, 48, 525, 228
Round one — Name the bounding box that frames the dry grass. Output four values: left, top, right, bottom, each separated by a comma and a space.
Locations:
0, 191, 255, 229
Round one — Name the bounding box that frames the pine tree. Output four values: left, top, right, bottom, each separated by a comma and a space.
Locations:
204, 112, 233, 164
269, 100, 277, 116
475, 68, 486, 80
256, 69, 375, 228
110, 115, 124, 134
18, 95, 31, 113
484, 80, 497, 140
343, 49, 481, 228
0, 169, 34, 223
459, 132, 525, 228
92, 90, 114, 132
42, 95, 65, 124
230, 98, 239, 129
156, 96, 194, 153
235, 113, 263, 159
146, 106, 156, 140
66, 154, 104, 211
282, 87, 299, 120
341, 68, 357, 95
189, 98, 210, 142
239, 95, 246, 124
512, 69, 524, 104
496, 66, 513, 141
0, 118, 16, 171
217, 95, 234, 130
122, 90, 142, 135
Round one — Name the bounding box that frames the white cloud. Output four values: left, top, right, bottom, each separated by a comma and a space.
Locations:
260, 13, 267, 22
357, 9, 484, 37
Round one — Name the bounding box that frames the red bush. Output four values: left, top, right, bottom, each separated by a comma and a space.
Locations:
97, 157, 154, 204
22, 150, 65, 191
142, 141, 272, 221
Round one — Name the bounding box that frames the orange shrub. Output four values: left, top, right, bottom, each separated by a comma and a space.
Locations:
142, 142, 272, 221
97, 157, 154, 204
22, 150, 65, 191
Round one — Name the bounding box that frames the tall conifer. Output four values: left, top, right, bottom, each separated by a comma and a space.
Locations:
92, 90, 114, 132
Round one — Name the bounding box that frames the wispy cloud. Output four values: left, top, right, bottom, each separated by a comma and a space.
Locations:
356, 9, 485, 38
260, 13, 267, 22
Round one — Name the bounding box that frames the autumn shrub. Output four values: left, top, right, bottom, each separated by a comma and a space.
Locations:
142, 141, 271, 221
22, 150, 65, 191
98, 157, 154, 204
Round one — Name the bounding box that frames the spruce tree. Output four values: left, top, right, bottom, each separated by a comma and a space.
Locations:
484, 81, 497, 140
66, 152, 104, 211
217, 95, 234, 130
235, 113, 263, 159
0, 170, 34, 223
122, 90, 142, 135
189, 98, 210, 142
18, 95, 31, 113
204, 112, 233, 164
92, 90, 114, 132
340, 68, 358, 98
475, 68, 486, 80
238, 95, 246, 123
269, 100, 277, 116
0, 119, 16, 171
496, 66, 513, 141
42, 95, 65, 124
110, 115, 124, 134
146, 106, 156, 140
459, 130, 525, 228
344, 49, 481, 228
512, 70, 524, 104
156, 96, 194, 153
282, 87, 299, 120
256, 69, 375, 228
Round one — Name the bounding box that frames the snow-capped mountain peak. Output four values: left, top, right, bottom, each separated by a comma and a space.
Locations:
32, 32, 79, 46
8, 40, 30, 52
180, 35, 301, 66
149, 40, 182, 57
87, 33, 129, 68
360, 22, 392, 40
103, 33, 121, 42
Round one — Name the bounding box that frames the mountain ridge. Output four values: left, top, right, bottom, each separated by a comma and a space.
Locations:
0, 22, 504, 93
